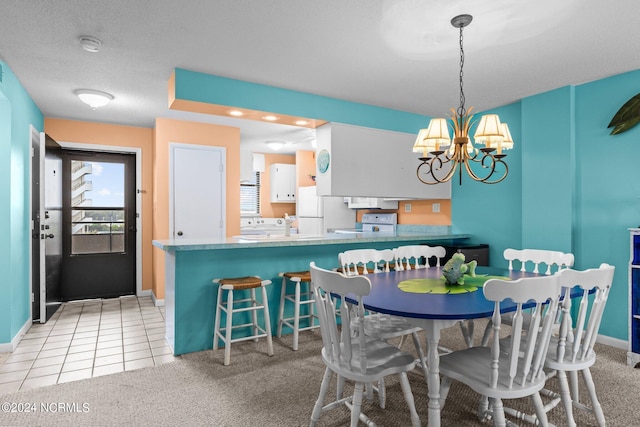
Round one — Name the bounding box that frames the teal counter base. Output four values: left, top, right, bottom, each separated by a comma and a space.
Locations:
155, 232, 470, 355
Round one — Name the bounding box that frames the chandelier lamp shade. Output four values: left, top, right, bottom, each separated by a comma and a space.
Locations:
413, 14, 513, 185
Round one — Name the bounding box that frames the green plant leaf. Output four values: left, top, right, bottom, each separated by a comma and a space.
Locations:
608, 93, 640, 134
611, 115, 640, 135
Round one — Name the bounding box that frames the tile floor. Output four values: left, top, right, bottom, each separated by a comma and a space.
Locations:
0, 296, 175, 394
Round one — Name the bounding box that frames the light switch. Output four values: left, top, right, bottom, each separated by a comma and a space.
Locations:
404, 203, 412, 213
432, 203, 440, 213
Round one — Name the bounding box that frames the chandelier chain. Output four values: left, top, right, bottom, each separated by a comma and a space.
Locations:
458, 24, 466, 118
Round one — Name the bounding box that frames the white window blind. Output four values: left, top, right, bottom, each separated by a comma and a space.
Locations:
240, 172, 260, 215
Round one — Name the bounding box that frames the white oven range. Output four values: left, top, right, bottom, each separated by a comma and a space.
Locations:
361, 213, 397, 233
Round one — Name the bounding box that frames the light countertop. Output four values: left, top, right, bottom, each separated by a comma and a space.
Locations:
152, 230, 470, 252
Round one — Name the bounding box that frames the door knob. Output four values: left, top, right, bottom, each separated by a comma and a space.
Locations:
177, 231, 183, 236
45, 234, 54, 239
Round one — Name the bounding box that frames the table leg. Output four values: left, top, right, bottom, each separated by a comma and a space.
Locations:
425, 321, 442, 427
407, 318, 456, 427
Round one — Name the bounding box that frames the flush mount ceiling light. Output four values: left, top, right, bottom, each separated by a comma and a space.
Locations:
413, 14, 514, 185
266, 141, 285, 151
79, 36, 102, 53
74, 89, 114, 109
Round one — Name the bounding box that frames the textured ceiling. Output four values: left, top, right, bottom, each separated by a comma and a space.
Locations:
1, 0, 640, 153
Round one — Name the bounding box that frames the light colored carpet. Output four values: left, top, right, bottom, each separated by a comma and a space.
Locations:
0, 320, 637, 426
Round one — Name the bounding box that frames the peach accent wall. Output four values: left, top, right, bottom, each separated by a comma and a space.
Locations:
356, 200, 452, 225
260, 153, 296, 218
296, 150, 316, 188
43, 118, 155, 293
153, 118, 241, 298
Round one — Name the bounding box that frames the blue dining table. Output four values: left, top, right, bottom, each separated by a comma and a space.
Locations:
345, 266, 538, 427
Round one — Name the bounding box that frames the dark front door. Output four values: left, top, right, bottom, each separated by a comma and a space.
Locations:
31, 131, 63, 322
61, 150, 136, 300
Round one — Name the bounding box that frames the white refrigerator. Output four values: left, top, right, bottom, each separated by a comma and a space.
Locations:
296, 186, 356, 235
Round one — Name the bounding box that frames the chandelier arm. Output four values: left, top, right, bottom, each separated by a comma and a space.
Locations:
463, 157, 487, 182
465, 152, 496, 182
465, 153, 509, 184
482, 158, 509, 184
417, 153, 458, 185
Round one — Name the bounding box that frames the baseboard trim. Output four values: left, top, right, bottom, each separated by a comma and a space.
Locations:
0, 317, 32, 353
151, 292, 165, 307
138, 289, 151, 297
597, 334, 627, 350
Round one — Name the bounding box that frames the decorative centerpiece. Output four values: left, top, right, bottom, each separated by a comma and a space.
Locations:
442, 253, 477, 285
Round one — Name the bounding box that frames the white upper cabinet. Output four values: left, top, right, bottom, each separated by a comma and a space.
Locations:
315, 123, 451, 199
270, 163, 296, 203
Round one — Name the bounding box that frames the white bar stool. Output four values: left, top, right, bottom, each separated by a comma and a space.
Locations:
212, 275, 274, 365
276, 270, 318, 350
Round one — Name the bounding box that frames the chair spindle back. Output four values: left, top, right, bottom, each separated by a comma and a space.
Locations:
554, 263, 615, 364
484, 274, 562, 389
310, 262, 371, 374
504, 248, 574, 275
338, 248, 395, 275
392, 245, 446, 270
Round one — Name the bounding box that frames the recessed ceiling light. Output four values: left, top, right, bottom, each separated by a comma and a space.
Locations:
229, 110, 243, 117
295, 120, 308, 126
79, 36, 102, 53
74, 89, 114, 109
263, 115, 278, 121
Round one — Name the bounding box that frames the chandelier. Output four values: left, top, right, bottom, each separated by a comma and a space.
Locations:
413, 14, 514, 185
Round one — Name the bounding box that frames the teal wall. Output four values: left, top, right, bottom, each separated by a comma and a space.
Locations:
0, 61, 44, 345
174, 68, 428, 133
573, 70, 640, 339
521, 87, 575, 252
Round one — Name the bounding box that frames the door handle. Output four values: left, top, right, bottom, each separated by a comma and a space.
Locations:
177, 231, 183, 236
44, 234, 54, 239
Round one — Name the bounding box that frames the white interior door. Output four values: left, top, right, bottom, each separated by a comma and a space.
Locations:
170, 144, 226, 239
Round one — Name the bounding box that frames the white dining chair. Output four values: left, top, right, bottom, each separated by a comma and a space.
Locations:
338, 248, 395, 275
308, 262, 421, 427
504, 263, 615, 427
438, 273, 563, 427
337, 248, 429, 382
477, 248, 575, 347
504, 248, 575, 275
392, 244, 446, 270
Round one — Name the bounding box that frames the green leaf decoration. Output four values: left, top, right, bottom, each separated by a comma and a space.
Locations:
608, 92, 640, 135
610, 115, 640, 135
398, 275, 511, 294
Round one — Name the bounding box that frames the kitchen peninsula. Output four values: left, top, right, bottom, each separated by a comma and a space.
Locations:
153, 230, 470, 355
